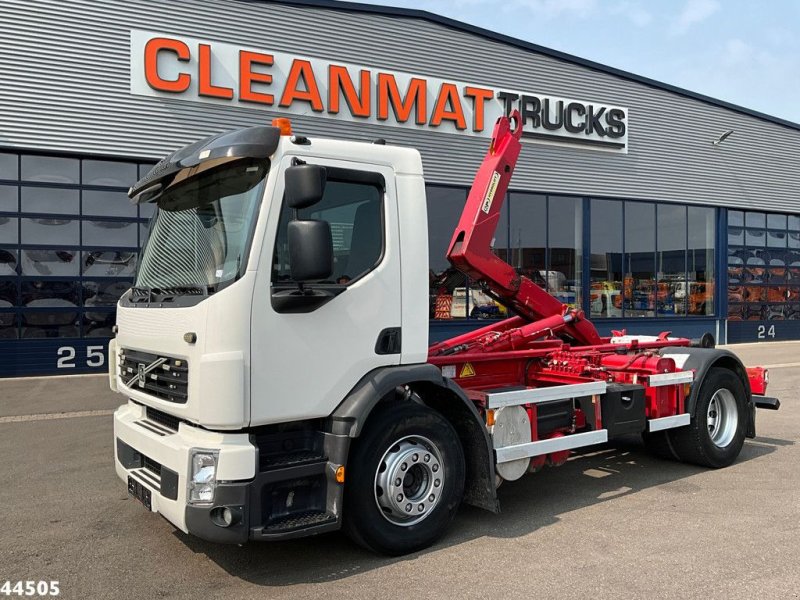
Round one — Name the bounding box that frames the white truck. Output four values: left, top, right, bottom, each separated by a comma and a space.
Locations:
112, 116, 778, 555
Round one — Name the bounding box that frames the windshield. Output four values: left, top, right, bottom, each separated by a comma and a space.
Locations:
135, 159, 268, 292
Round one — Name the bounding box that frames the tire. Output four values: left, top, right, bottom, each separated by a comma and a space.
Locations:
669, 367, 748, 468
342, 401, 465, 555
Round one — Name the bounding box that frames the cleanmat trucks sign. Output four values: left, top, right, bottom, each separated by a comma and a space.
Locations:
130, 30, 628, 152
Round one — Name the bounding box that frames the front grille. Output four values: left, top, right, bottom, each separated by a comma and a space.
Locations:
143, 455, 162, 477
119, 348, 188, 403
146, 406, 180, 432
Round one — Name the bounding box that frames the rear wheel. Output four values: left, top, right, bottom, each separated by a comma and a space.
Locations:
669, 367, 748, 468
343, 401, 465, 555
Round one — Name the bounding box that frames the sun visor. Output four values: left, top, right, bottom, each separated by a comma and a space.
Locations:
128, 125, 281, 203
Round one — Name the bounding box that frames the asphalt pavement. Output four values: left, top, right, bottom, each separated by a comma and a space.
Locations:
0, 342, 797, 600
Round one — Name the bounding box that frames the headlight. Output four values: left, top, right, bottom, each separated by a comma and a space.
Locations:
189, 450, 219, 505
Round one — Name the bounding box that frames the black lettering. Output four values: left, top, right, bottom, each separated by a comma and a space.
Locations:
606, 108, 626, 138
520, 94, 541, 128
564, 102, 586, 133
587, 105, 607, 136
496, 91, 519, 117
541, 99, 564, 131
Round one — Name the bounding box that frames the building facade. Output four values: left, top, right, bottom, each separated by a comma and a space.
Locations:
2, 0, 800, 376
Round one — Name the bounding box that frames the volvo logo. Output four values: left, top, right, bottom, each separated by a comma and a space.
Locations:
137, 363, 146, 388
126, 357, 167, 389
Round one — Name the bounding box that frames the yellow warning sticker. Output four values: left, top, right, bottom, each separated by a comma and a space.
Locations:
459, 363, 476, 378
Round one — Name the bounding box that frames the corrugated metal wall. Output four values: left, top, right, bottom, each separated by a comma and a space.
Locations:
0, 0, 798, 211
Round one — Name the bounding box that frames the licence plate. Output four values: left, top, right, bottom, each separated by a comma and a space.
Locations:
128, 475, 152, 510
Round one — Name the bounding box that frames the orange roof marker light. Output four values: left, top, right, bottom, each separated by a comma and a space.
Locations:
272, 117, 292, 136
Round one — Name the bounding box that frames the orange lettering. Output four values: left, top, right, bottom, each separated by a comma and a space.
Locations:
198, 44, 233, 99
430, 83, 467, 130
239, 50, 274, 105
377, 74, 426, 124
279, 60, 324, 111
329, 66, 370, 117
464, 86, 494, 132
144, 37, 191, 93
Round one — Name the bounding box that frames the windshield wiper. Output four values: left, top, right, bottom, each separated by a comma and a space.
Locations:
130, 284, 215, 303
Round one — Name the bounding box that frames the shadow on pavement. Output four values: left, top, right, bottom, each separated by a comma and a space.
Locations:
177, 436, 787, 587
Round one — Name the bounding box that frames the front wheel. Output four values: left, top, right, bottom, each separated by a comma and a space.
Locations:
343, 402, 465, 555
669, 367, 748, 468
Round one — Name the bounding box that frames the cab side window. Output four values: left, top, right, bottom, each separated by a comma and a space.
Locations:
273, 174, 384, 284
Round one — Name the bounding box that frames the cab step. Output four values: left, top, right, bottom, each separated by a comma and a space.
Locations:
264, 510, 337, 533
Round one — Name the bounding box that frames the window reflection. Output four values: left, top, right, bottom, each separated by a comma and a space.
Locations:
0, 280, 17, 305
624, 202, 655, 317
21, 280, 80, 308
21, 250, 79, 277
590, 199, 623, 318
0, 185, 17, 212
21, 156, 79, 184
0, 312, 18, 339
83, 311, 115, 338
83, 190, 137, 217
549, 196, 582, 309
0, 249, 18, 276
687, 207, 715, 316
21, 311, 80, 338
426, 186, 468, 319
0, 217, 19, 244
83, 280, 130, 308
657, 204, 686, 316
82, 251, 137, 277
82, 160, 137, 187
82, 220, 137, 247
21, 187, 79, 215
0, 153, 18, 181
21, 218, 79, 245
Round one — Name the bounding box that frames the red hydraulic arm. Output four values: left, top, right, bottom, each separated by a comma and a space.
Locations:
441, 111, 603, 349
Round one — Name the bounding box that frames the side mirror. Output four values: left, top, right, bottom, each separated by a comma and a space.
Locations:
288, 220, 333, 282
285, 164, 327, 209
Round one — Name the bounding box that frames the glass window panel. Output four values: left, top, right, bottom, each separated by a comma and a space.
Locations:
21, 187, 79, 215
0, 185, 18, 212
21, 311, 80, 338
727, 226, 744, 247
688, 206, 715, 316
728, 210, 744, 227
83, 280, 130, 308
788, 232, 800, 249
767, 230, 787, 249
0, 311, 18, 339
0, 249, 18, 277
548, 196, 582, 309
138, 163, 157, 180
0, 279, 17, 305
426, 186, 468, 319
767, 214, 786, 230
139, 222, 150, 248
0, 153, 18, 180
0, 217, 18, 244
21, 155, 79, 184
139, 201, 157, 219
745, 228, 766, 247
21, 280, 80, 308
20, 249, 79, 277
657, 204, 686, 316
624, 202, 655, 317
789, 216, 800, 231
589, 199, 623, 318
745, 212, 765, 228
21, 218, 78, 245
82, 250, 137, 277
82, 160, 137, 187
82, 220, 137, 247
82, 190, 137, 217
83, 311, 115, 338
508, 192, 547, 289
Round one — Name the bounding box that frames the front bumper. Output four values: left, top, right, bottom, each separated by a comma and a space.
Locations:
113, 401, 257, 543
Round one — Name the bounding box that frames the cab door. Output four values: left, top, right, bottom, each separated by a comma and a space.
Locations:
250, 157, 402, 425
